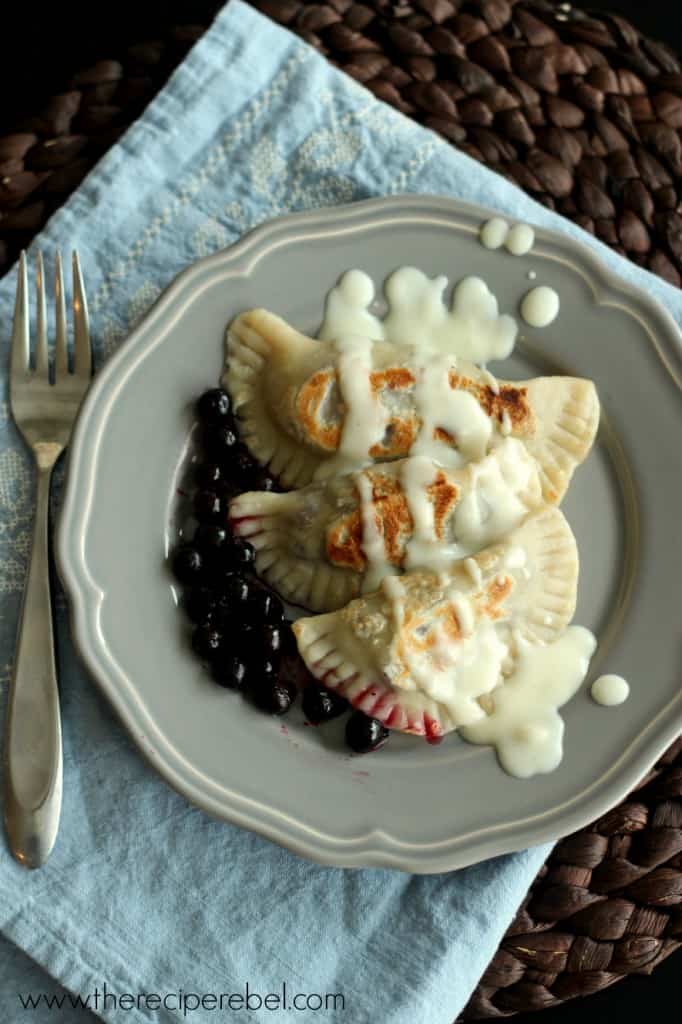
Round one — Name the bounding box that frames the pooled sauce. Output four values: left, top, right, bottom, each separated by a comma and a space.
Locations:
319, 267, 517, 364
461, 627, 597, 777
521, 286, 560, 328
591, 675, 630, 707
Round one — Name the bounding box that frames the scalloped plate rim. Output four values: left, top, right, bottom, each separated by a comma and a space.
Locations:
56, 194, 682, 873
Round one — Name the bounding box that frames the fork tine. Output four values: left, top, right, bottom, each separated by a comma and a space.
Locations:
54, 252, 68, 378
72, 251, 91, 377
10, 252, 29, 376
34, 251, 49, 376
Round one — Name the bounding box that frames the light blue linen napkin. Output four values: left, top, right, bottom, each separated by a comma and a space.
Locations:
1, 3, 681, 1022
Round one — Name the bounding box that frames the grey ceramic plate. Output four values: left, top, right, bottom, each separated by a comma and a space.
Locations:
57, 196, 682, 873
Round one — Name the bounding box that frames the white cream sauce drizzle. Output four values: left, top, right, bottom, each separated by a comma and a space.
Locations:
400, 456, 459, 573
313, 334, 388, 480
382, 575, 406, 633
461, 626, 597, 777
591, 675, 630, 706
464, 557, 483, 588
319, 267, 517, 364
381, 577, 508, 725
451, 439, 535, 552
356, 439, 535, 582
355, 471, 399, 593
411, 353, 493, 467
521, 286, 560, 328
480, 367, 500, 394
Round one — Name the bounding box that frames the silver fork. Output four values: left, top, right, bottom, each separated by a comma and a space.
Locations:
4, 251, 92, 869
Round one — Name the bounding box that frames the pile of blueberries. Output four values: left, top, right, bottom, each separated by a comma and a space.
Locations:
171, 387, 390, 754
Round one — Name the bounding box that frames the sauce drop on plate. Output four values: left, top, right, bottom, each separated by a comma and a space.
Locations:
505, 224, 535, 256
521, 286, 560, 328
480, 217, 509, 250
591, 675, 630, 706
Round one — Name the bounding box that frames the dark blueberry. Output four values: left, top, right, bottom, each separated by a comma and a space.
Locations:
196, 388, 232, 425
217, 572, 251, 607
345, 711, 389, 754
172, 545, 204, 585
221, 538, 256, 572
249, 658, 279, 688
248, 588, 285, 624
203, 424, 239, 460
191, 625, 224, 662
184, 587, 216, 626
211, 656, 248, 690
195, 462, 224, 490
280, 622, 298, 657
260, 625, 284, 656
194, 523, 230, 553
302, 683, 349, 724
193, 490, 225, 524
229, 623, 256, 655
253, 678, 296, 715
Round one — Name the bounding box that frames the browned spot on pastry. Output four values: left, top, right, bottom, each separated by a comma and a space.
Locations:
295, 370, 341, 450
440, 604, 463, 642
427, 472, 459, 539
401, 602, 465, 662
326, 509, 364, 571
369, 369, 420, 457
398, 617, 435, 659
448, 372, 534, 435
369, 416, 418, 458
370, 368, 415, 392
478, 574, 514, 620
433, 427, 454, 445
325, 473, 413, 570
370, 473, 413, 564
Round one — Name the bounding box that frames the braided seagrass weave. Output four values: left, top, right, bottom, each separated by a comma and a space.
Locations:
0, 1, 679, 1015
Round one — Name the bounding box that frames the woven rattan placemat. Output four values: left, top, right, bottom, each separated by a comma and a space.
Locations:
0, 1, 680, 1016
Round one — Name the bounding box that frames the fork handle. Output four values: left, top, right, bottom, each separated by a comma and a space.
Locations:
4, 455, 62, 868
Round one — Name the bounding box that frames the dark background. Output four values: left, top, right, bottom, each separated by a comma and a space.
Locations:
513, 950, 680, 1023
4, 1, 681, 128
2, 0, 680, 1020
587, 0, 682, 43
